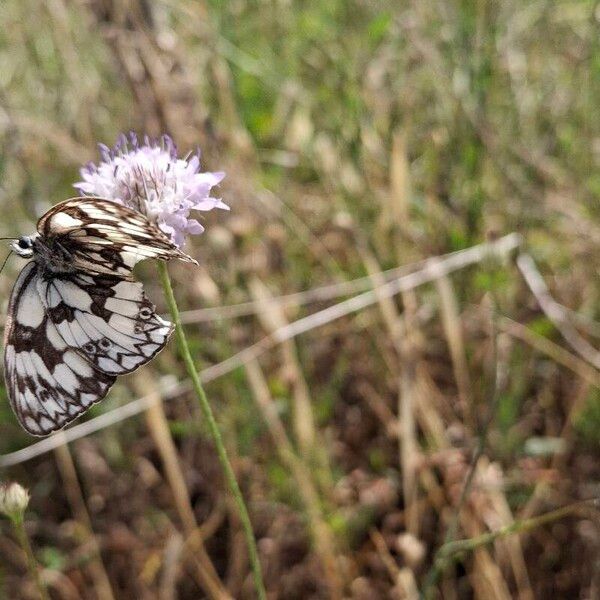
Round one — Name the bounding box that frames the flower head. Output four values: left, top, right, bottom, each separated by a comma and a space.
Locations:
0, 482, 30, 523
75, 133, 227, 247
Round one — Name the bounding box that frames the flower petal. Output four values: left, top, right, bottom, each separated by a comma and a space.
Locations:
74, 132, 227, 247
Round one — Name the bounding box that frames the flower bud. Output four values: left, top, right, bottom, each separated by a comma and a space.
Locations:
0, 482, 30, 522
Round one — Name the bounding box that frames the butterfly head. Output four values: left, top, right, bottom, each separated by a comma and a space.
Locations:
11, 235, 37, 258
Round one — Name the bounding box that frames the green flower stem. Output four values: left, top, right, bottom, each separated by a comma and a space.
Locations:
438, 499, 597, 560
158, 261, 266, 600
13, 516, 49, 600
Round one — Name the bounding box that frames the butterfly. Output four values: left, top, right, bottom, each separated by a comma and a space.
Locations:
3, 197, 196, 436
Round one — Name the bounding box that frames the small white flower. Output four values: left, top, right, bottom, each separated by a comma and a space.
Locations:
75, 133, 228, 247
0, 482, 30, 522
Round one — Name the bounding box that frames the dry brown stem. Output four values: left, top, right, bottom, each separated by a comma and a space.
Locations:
134, 374, 231, 600
244, 359, 344, 599
517, 253, 600, 370
53, 440, 115, 600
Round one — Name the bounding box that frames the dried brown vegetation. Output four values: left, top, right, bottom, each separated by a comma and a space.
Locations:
0, 1, 599, 598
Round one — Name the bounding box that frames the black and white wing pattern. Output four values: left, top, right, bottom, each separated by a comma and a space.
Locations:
4, 263, 116, 436
3, 196, 198, 436
37, 197, 197, 277
38, 272, 173, 375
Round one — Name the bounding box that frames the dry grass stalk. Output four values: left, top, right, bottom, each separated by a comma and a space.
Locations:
133, 374, 231, 600
385, 131, 426, 528
422, 300, 510, 598
255, 190, 345, 276
224, 528, 249, 597
517, 253, 600, 370
400, 288, 425, 538
408, 370, 454, 519
498, 317, 600, 389
53, 440, 115, 600
8, 114, 94, 166
44, 0, 93, 143
455, 323, 513, 600
248, 277, 318, 457
358, 243, 421, 536
460, 510, 512, 600
159, 532, 185, 600
398, 359, 420, 537
356, 381, 400, 440
388, 130, 412, 229
414, 367, 451, 448
485, 479, 533, 600
433, 264, 475, 428
244, 359, 344, 600
369, 528, 419, 599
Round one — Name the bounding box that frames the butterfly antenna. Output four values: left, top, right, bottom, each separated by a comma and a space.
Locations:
0, 250, 12, 277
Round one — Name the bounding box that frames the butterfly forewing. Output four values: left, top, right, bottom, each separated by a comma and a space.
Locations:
4, 263, 116, 436
38, 197, 197, 277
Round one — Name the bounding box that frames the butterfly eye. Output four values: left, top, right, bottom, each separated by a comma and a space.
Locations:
17, 238, 31, 249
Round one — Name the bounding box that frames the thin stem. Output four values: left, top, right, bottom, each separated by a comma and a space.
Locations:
13, 517, 49, 600
438, 499, 597, 560
158, 261, 266, 600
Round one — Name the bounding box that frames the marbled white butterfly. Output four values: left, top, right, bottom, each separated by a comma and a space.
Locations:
3, 197, 196, 436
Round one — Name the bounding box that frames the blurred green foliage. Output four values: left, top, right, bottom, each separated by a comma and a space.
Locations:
574, 389, 600, 450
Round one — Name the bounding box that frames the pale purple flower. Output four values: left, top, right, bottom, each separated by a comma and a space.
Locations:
75, 133, 227, 247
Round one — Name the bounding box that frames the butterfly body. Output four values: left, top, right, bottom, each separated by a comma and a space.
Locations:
3, 198, 195, 436
12, 235, 77, 275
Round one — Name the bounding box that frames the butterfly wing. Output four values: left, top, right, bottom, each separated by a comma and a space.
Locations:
38, 271, 174, 375
37, 197, 197, 277
3, 263, 116, 436
3, 197, 192, 435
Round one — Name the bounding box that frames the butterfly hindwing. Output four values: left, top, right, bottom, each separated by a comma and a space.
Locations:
38, 272, 174, 375
37, 197, 197, 277
3, 263, 116, 436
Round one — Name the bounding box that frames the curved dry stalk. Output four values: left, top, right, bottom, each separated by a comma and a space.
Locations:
517, 253, 600, 370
